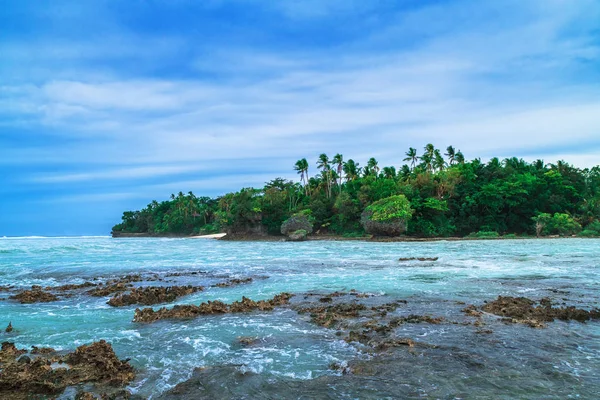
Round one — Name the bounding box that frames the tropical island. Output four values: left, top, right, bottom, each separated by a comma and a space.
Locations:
112, 144, 600, 240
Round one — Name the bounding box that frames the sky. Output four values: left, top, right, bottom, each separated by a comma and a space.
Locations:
1, 0, 599, 236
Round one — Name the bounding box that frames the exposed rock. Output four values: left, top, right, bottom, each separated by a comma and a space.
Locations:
482, 296, 600, 327
5, 322, 13, 333
213, 278, 253, 288
133, 293, 293, 323
30, 346, 56, 354
0, 340, 134, 399
47, 282, 97, 291
287, 229, 308, 241
87, 275, 145, 297
0, 342, 27, 363
462, 305, 483, 317
107, 285, 203, 307
297, 303, 368, 328
237, 336, 258, 346
398, 257, 439, 262
10, 286, 59, 304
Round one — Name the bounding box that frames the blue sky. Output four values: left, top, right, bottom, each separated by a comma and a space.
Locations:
1, 0, 599, 236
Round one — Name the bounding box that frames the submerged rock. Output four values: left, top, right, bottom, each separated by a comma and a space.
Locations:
133, 293, 293, 323
398, 257, 439, 262
5, 322, 13, 333
107, 285, 203, 307
47, 282, 97, 292
0, 340, 134, 399
482, 296, 600, 327
213, 278, 253, 288
10, 286, 59, 304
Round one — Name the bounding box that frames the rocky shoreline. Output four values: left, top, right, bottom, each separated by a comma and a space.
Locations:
3, 266, 600, 399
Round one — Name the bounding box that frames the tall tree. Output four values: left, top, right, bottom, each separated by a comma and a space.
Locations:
294, 158, 310, 195
332, 153, 344, 190
316, 153, 332, 198
343, 159, 360, 181
404, 147, 418, 170
434, 149, 446, 172
367, 157, 380, 178
445, 146, 456, 165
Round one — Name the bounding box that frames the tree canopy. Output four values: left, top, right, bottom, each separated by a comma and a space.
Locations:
112, 144, 600, 238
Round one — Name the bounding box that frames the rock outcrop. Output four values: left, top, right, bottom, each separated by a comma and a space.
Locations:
10, 286, 59, 304
482, 296, 600, 328
133, 293, 293, 323
0, 340, 134, 399
107, 285, 203, 307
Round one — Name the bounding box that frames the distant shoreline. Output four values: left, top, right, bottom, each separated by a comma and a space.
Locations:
110, 232, 595, 242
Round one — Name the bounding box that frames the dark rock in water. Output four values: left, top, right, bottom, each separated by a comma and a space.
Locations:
481, 296, 600, 328
5, 322, 13, 332
213, 278, 253, 288
0, 340, 134, 399
398, 257, 439, 262
462, 305, 483, 317
107, 285, 203, 307
237, 336, 258, 346
47, 281, 97, 292
0, 342, 27, 363
10, 286, 59, 304
133, 293, 293, 323
296, 303, 368, 328
30, 346, 55, 354
87, 275, 145, 297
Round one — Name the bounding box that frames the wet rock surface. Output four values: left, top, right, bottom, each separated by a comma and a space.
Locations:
10, 286, 59, 304
0, 340, 134, 399
481, 296, 600, 327
398, 257, 439, 261
107, 285, 203, 307
213, 277, 253, 288
133, 293, 293, 323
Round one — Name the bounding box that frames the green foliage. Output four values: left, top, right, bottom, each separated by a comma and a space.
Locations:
467, 231, 500, 238
502, 233, 518, 239
533, 212, 581, 236
364, 195, 412, 222
361, 195, 413, 236
112, 146, 599, 240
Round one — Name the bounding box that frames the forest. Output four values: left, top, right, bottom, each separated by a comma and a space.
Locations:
112, 144, 600, 239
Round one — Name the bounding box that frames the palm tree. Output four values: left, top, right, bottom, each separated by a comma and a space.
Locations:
420, 153, 433, 173
400, 164, 411, 179
445, 146, 456, 165
382, 166, 396, 179
294, 158, 310, 195
367, 157, 380, 178
403, 147, 418, 170
316, 153, 332, 198
343, 159, 360, 181
433, 149, 446, 172
332, 153, 344, 190
455, 151, 465, 164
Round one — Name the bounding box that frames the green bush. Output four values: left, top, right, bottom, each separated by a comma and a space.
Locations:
533, 213, 581, 236
360, 195, 413, 236
503, 233, 518, 239
467, 231, 500, 238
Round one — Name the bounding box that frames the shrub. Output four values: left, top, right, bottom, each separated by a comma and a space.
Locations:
281, 214, 313, 236
467, 231, 500, 239
503, 233, 518, 239
580, 220, 600, 237
533, 213, 581, 236
360, 195, 413, 236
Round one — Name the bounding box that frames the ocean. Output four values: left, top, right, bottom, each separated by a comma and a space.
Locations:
1, 237, 599, 399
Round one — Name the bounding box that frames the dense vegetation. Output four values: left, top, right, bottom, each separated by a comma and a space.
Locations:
112, 145, 600, 238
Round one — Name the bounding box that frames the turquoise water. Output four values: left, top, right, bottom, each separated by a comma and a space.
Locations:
1, 237, 599, 398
